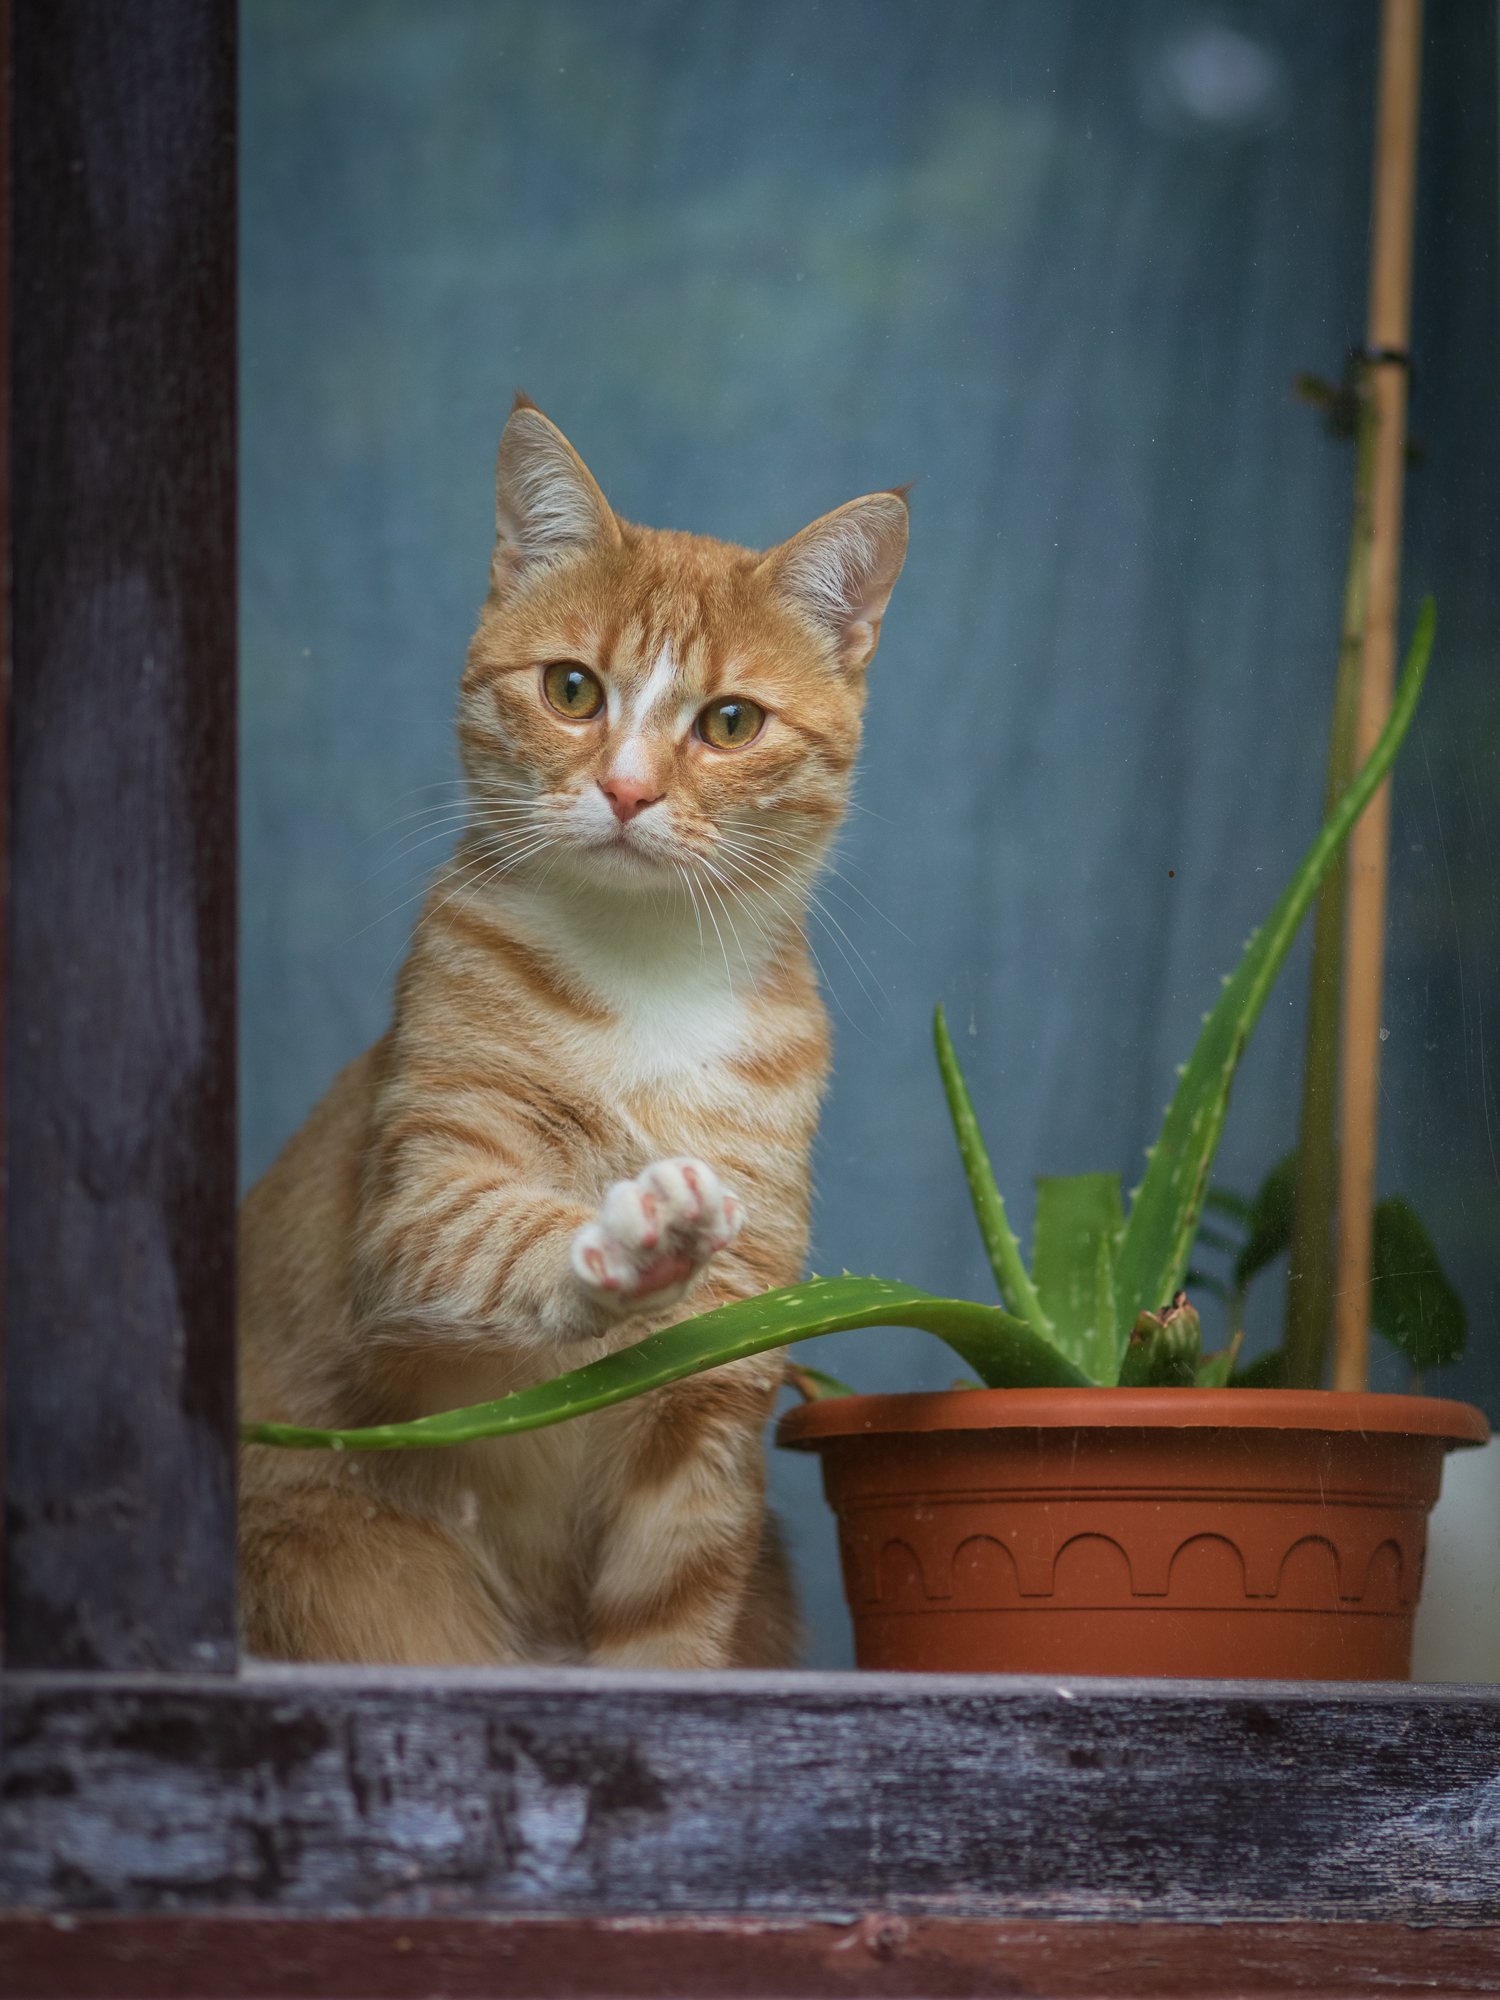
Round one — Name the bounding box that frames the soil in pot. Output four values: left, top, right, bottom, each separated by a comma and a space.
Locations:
777, 1387, 1489, 1679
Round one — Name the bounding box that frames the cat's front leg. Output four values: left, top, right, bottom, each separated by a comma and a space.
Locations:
586, 1358, 785, 1668
355, 1127, 745, 1348
572, 1163, 779, 1669
571, 1157, 745, 1317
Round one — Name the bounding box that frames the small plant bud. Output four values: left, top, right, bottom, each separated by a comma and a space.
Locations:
1118, 1291, 1202, 1387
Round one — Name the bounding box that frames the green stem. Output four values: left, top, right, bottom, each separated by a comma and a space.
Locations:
933, 1005, 1053, 1334
1283, 370, 1378, 1389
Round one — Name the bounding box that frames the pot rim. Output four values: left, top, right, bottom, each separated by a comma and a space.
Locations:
776, 1385, 1490, 1450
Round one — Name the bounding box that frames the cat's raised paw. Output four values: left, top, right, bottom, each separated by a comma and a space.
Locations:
570, 1158, 745, 1311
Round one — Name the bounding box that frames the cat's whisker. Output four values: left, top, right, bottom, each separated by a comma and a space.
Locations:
713, 833, 823, 887
361, 781, 520, 841
714, 835, 890, 973
797, 887, 887, 1008
673, 861, 707, 964
347, 847, 516, 954
414, 834, 561, 955
776, 867, 907, 952
466, 831, 558, 881
364, 800, 542, 873
383, 804, 479, 833
685, 841, 796, 935
806, 914, 885, 1015
374, 777, 471, 810
713, 850, 885, 1018
695, 858, 779, 972
841, 797, 896, 826
432, 823, 562, 902
344, 881, 443, 949
678, 858, 754, 995
362, 819, 488, 884
364, 804, 470, 843
351, 835, 533, 934
717, 861, 875, 1037
371, 781, 472, 814
711, 837, 817, 899
696, 852, 825, 994
820, 875, 911, 944
695, 883, 739, 998
715, 828, 899, 941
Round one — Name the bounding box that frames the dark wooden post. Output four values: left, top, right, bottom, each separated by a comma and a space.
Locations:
3, 0, 238, 1669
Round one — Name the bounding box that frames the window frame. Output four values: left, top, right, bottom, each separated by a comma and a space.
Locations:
4, 6, 1500, 1993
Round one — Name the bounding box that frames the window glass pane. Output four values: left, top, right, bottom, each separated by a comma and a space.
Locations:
242, 0, 1500, 1667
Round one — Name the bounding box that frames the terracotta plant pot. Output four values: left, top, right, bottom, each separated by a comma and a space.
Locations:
777, 1388, 1489, 1679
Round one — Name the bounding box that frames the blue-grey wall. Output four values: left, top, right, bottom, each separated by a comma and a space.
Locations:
242, 1, 1500, 1667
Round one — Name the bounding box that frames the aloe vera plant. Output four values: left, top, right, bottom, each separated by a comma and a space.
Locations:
242, 603, 1434, 1452
1189, 1151, 1467, 1387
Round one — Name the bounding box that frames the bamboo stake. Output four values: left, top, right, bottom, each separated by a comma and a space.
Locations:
1282, 376, 1376, 1389
1332, 0, 1423, 1394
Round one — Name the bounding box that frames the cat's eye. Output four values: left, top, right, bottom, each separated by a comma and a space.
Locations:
542, 661, 605, 720
697, 697, 765, 751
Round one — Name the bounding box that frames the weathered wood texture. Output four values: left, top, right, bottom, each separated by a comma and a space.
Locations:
5, 1669, 1500, 1922
4, 0, 238, 1669
1, 0, 13, 1643
5, 1913, 1500, 2000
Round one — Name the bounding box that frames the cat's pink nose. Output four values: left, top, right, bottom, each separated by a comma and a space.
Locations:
600, 777, 663, 824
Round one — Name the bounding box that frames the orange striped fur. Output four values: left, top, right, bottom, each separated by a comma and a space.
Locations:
238, 400, 908, 1667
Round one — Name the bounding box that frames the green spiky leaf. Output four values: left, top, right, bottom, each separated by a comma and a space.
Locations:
933, 1005, 1052, 1334
1192, 1223, 1244, 1256
1204, 1187, 1254, 1226
1195, 1328, 1244, 1388
1371, 1196, 1467, 1369
1184, 1267, 1230, 1303
240, 1275, 1089, 1452
786, 1362, 857, 1401
1231, 1348, 1287, 1389
1031, 1173, 1124, 1381
1113, 601, 1433, 1331
1233, 1151, 1299, 1291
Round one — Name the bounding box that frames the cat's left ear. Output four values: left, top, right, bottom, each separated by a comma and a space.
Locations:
759, 490, 910, 672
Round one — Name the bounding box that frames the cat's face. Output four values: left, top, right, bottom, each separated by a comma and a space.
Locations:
458, 402, 907, 913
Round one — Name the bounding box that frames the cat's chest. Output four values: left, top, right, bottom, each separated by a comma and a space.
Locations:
479, 895, 819, 1155
592, 967, 751, 1100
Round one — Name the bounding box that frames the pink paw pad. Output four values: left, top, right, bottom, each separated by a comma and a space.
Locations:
570, 1157, 745, 1307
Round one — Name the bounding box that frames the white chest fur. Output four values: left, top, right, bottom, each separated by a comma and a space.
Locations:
495, 877, 778, 1098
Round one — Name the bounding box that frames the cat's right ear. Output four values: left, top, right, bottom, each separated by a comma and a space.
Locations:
490, 396, 620, 597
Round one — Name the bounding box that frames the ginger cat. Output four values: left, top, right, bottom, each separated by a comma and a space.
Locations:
238, 399, 908, 1667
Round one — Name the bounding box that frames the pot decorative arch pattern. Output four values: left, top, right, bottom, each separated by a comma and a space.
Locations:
856, 1502, 1421, 1610
781, 1394, 1483, 1680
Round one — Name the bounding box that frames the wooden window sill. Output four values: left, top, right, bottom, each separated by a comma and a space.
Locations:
5, 1668, 1500, 1994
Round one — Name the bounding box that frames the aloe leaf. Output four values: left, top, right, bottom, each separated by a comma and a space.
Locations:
1204, 1187, 1254, 1225
1117, 1295, 1201, 1388
1031, 1173, 1124, 1380
1371, 1195, 1467, 1369
1184, 1268, 1230, 1303
933, 1005, 1053, 1335
1193, 1223, 1243, 1255
1232, 1348, 1287, 1389
1233, 1152, 1298, 1291
241, 1275, 1089, 1452
1113, 601, 1434, 1332
1196, 1328, 1244, 1388
786, 1361, 856, 1401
